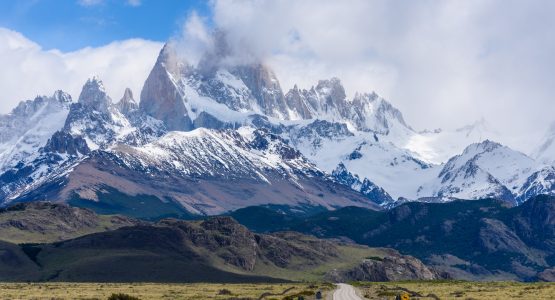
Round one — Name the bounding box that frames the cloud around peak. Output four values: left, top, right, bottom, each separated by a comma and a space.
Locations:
172, 0, 555, 152
0, 27, 162, 114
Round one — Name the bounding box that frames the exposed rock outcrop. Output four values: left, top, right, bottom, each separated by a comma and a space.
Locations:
115, 88, 139, 115
325, 250, 439, 282
0, 201, 140, 243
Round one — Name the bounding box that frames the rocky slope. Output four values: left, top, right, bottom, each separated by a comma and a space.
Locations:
0, 91, 71, 172
12, 126, 378, 217
325, 249, 439, 282
0, 201, 139, 244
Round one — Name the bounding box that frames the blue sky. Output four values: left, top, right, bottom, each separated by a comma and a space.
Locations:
0, 0, 210, 51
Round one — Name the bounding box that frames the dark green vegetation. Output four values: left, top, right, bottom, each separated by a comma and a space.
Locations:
0, 202, 425, 283
108, 293, 140, 300
229, 195, 555, 281
0, 196, 553, 283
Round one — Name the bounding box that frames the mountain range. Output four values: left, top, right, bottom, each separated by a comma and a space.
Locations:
0, 36, 554, 217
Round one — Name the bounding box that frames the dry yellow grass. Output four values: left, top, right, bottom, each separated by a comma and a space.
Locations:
355, 281, 555, 299
1, 281, 554, 299
0, 282, 332, 300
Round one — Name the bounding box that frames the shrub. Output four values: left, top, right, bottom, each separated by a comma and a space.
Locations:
218, 288, 233, 295
107, 293, 141, 300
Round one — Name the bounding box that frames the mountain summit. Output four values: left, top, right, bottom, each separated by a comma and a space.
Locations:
140, 42, 412, 136
78, 77, 111, 114
0, 33, 553, 216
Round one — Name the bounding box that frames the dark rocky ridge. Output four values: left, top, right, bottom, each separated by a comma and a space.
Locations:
229, 195, 555, 281
0, 201, 140, 244
0, 204, 437, 283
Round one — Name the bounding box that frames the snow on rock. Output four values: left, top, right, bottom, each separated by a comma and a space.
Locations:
419, 140, 543, 204
116, 127, 316, 182
0, 91, 71, 172
0, 77, 166, 205
115, 88, 139, 115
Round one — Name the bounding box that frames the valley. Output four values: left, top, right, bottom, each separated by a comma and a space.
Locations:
0, 8, 552, 296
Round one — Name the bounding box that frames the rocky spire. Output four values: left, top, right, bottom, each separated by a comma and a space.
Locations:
140, 43, 193, 131
116, 88, 138, 115
52, 90, 72, 104
78, 77, 112, 113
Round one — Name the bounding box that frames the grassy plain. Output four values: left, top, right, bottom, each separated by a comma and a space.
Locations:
1, 281, 555, 299
0, 282, 332, 300
354, 281, 555, 299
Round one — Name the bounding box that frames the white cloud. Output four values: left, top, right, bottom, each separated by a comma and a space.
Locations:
0, 27, 163, 111
199, 0, 555, 152
2, 0, 555, 154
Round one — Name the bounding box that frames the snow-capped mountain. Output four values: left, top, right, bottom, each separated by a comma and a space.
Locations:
287, 119, 435, 201
12, 126, 378, 215
0, 91, 71, 172
66, 77, 164, 150
0, 78, 166, 203
0, 35, 553, 216
140, 41, 413, 136
416, 140, 542, 203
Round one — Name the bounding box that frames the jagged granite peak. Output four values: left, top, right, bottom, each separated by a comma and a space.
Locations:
284, 84, 313, 119
4, 91, 72, 128
43, 131, 90, 156
140, 43, 193, 131
116, 88, 138, 115
284, 77, 348, 121
52, 90, 73, 104
141, 38, 293, 131
462, 139, 503, 153
226, 64, 289, 119
350, 92, 410, 133
197, 29, 288, 117
140, 32, 412, 138
78, 77, 112, 113
284, 78, 411, 134
63, 77, 157, 150
0, 91, 72, 171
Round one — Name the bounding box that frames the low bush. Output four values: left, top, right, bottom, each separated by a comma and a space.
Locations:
107, 293, 140, 300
